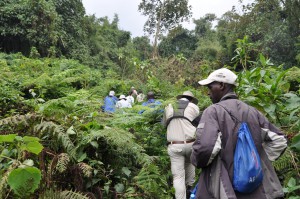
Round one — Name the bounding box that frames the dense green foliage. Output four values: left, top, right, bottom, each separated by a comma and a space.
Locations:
0, 52, 299, 198
1, 0, 300, 198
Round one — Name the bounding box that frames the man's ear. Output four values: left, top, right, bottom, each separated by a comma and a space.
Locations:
220, 82, 225, 90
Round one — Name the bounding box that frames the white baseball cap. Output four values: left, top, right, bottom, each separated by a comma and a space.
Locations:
109, 91, 115, 96
198, 68, 238, 86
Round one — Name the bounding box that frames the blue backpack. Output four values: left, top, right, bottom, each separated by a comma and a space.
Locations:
218, 104, 263, 193
233, 122, 263, 193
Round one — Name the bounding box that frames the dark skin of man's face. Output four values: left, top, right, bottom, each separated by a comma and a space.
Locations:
207, 82, 226, 104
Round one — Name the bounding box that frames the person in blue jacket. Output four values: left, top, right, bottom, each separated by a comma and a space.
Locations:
103, 91, 118, 113
142, 91, 161, 107
138, 91, 162, 114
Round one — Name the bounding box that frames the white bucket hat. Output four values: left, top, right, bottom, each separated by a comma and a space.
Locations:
198, 68, 238, 86
177, 91, 198, 104
119, 94, 126, 100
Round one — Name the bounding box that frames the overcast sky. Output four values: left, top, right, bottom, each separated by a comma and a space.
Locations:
82, 0, 252, 38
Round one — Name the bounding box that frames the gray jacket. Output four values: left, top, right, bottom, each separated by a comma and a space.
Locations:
191, 93, 287, 199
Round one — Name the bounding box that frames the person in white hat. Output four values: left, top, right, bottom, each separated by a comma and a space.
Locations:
116, 94, 132, 109
163, 91, 200, 199
191, 68, 287, 199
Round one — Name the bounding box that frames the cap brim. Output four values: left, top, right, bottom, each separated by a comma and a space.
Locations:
198, 79, 214, 85
177, 95, 198, 104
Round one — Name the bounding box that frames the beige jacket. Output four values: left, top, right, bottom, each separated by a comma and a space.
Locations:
163, 98, 200, 141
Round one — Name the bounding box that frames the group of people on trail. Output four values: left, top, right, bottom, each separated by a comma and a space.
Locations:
101, 68, 288, 199
163, 68, 287, 199
102, 87, 160, 113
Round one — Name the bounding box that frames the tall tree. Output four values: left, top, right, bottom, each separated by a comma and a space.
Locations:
158, 26, 197, 58
132, 36, 153, 60
138, 0, 192, 58
194, 13, 217, 38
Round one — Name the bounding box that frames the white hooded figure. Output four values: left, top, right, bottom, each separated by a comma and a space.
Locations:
116, 95, 132, 108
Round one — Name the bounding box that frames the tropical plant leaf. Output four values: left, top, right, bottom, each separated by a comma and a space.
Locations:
21, 140, 44, 155
0, 134, 17, 143
114, 183, 125, 193
291, 133, 300, 152
7, 167, 41, 197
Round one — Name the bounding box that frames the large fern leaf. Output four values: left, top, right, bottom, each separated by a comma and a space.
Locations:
35, 122, 76, 158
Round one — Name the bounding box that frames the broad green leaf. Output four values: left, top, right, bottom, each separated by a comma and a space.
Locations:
0, 134, 17, 143
1, 148, 10, 156
104, 185, 110, 194
122, 167, 131, 177
289, 196, 300, 199
288, 185, 300, 192
263, 104, 276, 120
77, 153, 87, 162
288, 177, 296, 187
22, 141, 44, 155
23, 159, 34, 167
289, 109, 299, 121
67, 126, 76, 135
90, 141, 99, 148
114, 183, 125, 193
7, 167, 41, 196
291, 133, 300, 152
283, 187, 289, 193
15, 136, 22, 141
245, 87, 254, 94
23, 136, 40, 142
262, 83, 272, 90
259, 69, 266, 77
285, 93, 300, 110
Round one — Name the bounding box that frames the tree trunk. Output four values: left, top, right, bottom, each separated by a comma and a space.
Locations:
152, 0, 165, 58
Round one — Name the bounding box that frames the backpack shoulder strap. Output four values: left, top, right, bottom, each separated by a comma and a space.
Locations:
166, 100, 195, 127
216, 103, 241, 123
166, 115, 193, 127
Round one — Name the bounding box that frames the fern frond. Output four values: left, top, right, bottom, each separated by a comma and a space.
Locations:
55, 153, 70, 173
0, 113, 38, 129
134, 164, 169, 198
39, 188, 62, 199
60, 190, 89, 199
40, 189, 89, 199
137, 154, 158, 167
77, 162, 92, 178
35, 122, 76, 157
90, 127, 147, 165
273, 148, 295, 172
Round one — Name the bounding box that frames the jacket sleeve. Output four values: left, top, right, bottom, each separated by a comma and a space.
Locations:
258, 110, 287, 161
191, 106, 222, 168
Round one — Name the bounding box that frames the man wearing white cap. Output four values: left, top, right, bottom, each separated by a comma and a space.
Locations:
191, 68, 287, 199
163, 91, 200, 199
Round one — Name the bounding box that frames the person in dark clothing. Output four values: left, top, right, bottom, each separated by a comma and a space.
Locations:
191, 68, 287, 199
